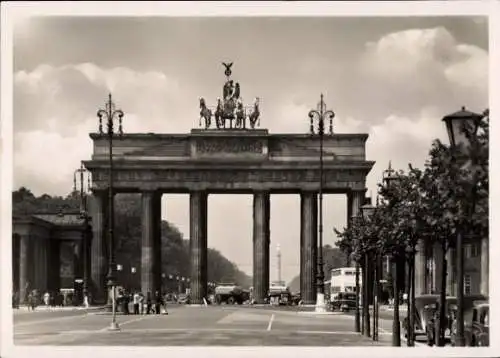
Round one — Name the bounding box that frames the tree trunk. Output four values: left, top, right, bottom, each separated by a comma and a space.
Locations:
392, 255, 401, 346
409, 251, 416, 346
355, 261, 361, 333
372, 254, 377, 341
437, 241, 447, 346
364, 253, 371, 337
405, 256, 411, 346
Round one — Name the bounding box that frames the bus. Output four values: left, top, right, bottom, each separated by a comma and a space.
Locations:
329, 267, 362, 303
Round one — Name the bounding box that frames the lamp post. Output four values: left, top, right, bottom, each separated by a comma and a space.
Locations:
73, 163, 92, 306
360, 201, 375, 338
308, 93, 335, 313
383, 162, 402, 346
441, 106, 483, 347
97, 93, 124, 331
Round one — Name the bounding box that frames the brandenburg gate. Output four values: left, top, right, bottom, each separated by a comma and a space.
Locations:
83, 64, 374, 304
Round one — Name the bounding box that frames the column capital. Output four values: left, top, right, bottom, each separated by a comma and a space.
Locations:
253, 190, 271, 196
349, 188, 368, 195
141, 189, 162, 195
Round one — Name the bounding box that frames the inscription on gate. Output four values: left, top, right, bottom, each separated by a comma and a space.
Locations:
195, 137, 264, 155
108, 169, 361, 183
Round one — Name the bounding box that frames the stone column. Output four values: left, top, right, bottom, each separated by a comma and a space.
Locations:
347, 194, 353, 229
141, 191, 162, 296
190, 191, 208, 304
480, 237, 488, 296
414, 240, 426, 295
33, 237, 46, 292
153, 193, 162, 294
350, 190, 364, 220
253, 191, 270, 304
47, 239, 60, 292
12, 235, 20, 293
19, 235, 31, 303
90, 191, 108, 302
40, 238, 49, 293
300, 191, 317, 305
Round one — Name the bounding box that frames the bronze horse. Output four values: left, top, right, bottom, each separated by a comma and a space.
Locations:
248, 97, 260, 129
199, 98, 212, 129
235, 100, 245, 129
214, 98, 224, 129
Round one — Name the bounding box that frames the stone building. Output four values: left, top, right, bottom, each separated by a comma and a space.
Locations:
12, 212, 86, 303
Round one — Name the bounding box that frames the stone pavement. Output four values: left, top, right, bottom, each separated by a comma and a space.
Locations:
13, 305, 388, 346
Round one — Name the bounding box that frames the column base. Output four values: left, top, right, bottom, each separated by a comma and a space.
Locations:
314, 293, 327, 313
107, 321, 121, 331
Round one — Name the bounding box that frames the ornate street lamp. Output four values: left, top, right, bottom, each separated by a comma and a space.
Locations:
360, 201, 375, 338
73, 163, 92, 306
441, 106, 483, 347
97, 93, 124, 331
308, 93, 335, 313
382, 162, 402, 346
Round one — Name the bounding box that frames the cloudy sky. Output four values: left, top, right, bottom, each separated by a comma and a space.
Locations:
12, 15, 488, 283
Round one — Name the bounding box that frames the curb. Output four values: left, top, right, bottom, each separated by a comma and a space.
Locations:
14, 305, 107, 312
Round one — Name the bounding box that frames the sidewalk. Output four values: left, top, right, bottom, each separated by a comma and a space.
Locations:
14, 305, 107, 312
379, 304, 408, 312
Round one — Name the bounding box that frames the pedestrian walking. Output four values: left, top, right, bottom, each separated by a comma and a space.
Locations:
28, 291, 36, 311
122, 291, 130, 315
133, 291, 140, 315
139, 292, 145, 314
146, 292, 152, 314
154, 291, 163, 315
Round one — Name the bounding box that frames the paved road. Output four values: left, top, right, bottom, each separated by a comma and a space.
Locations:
14, 305, 390, 346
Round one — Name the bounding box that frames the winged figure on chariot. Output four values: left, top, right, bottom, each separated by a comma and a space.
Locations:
199, 63, 260, 130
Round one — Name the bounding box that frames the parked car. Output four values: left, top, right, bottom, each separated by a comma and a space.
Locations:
331, 292, 357, 312
268, 285, 291, 305
215, 283, 246, 304
177, 293, 190, 304
401, 294, 486, 345
290, 292, 301, 306
451, 301, 489, 347
427, 295, 486, 346
402, 294, 442, 341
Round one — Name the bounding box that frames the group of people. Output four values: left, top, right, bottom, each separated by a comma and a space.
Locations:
117, 289, 167, 315
12, 289, 72, 310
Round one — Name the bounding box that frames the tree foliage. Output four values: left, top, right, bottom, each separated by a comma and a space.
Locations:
335, 110, 489, 265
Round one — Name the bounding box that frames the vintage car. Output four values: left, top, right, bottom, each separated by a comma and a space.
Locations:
290, 292, 301, 306
401, 294, 486, 344
268, 285, 292, 305
426, 295, 486, 346
330, 292, 357, 312
451, 301, 489, 347
177, 293, 190, 304
215, 283, 246, 304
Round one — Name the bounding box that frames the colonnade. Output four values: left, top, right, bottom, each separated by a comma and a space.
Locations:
89, 189, 369, 305
15, 233, 74, 303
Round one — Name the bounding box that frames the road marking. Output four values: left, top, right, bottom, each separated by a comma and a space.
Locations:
61, 327, 362, 335
97, 315, 152, 332
378, 327, 426, 347
296, 330, 360, 335
267, 314, 275, 331
14, 313, 87, 327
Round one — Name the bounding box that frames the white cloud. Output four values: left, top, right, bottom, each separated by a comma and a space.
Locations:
347, 27, 488, 123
